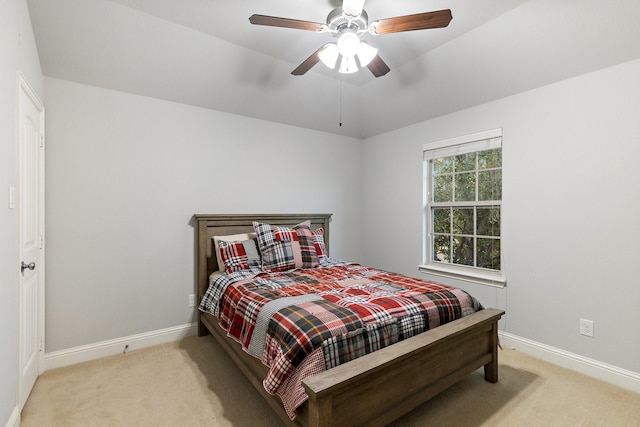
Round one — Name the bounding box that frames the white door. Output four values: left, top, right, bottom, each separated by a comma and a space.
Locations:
17, 72, 45, 410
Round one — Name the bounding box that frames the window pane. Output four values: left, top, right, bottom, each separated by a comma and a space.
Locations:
452, 208, 474, 235
433, 235, 450, 262
477, 238, 501, 270
434, 174, 453, 202
425, 140, 502, 274
478, 149, 502, 170
433, 208, 450, 234
455, 152, 476, 172
433, 157, 453, 174
455, 172, 476, 201
476, 207, 500, 237
452, 236, 474, 266
478, 169, 502, 200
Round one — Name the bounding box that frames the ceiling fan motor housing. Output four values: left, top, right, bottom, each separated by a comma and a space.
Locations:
326, 7, 368, 33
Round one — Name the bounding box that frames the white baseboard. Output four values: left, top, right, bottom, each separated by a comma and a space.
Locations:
500, 331, 640, 394
4, 406, 19, 427
37, 325, 640, 394
44, 322, 197, 371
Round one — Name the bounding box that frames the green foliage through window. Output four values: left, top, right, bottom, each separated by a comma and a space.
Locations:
428, 148, 502, 272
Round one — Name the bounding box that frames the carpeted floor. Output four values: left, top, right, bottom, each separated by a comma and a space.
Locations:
21, 335, 640, 426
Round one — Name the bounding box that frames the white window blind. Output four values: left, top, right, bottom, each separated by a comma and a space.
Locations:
423, 128, 502, 160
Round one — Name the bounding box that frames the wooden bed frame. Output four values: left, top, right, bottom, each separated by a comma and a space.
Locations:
195, 213, 504, 427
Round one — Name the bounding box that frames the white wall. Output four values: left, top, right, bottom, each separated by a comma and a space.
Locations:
43, 77, 364, 352
0, 1, 43, 425
362, 58, 640, 376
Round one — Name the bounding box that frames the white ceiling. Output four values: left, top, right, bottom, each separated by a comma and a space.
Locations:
103, 0, 528, 84
26, 0, 640, 138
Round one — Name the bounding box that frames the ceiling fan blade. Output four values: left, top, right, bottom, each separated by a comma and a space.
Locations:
367, 55, 390, 77
291, 46, 325, 76
249, 14, 324, 32
372, 9, 452, 35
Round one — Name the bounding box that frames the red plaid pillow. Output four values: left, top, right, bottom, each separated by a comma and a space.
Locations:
312, 227, 327, 260
253, 222, 319, 272
218, 239, 260, 274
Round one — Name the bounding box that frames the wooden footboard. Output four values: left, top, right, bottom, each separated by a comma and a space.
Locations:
302, 308, 504, 427
201, 308, 503, 427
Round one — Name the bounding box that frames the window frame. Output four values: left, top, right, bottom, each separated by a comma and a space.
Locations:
420, 128, 506, 288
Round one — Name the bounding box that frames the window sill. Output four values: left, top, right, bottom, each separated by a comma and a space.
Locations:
418, 264, 506, 288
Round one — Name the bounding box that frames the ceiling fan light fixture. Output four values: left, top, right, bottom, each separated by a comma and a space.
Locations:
339, 55, 358, 74
342, 0, 365, 18
356, 41, 377, 67
337, 31, 360, 58
318, 43, 339, 69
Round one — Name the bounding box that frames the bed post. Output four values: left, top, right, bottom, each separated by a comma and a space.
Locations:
306, 393, 331, 427
484, 319, 500, 382
196, 217, 209, 336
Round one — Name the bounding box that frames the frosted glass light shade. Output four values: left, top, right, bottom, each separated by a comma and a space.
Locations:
318, 43, 339, 69
337, 31, 360, 58
356, 41, 377, 67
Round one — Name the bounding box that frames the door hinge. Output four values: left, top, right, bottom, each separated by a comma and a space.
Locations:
38, 337, 43, 352
39, 134, 44, 148
39, 236, 44, 249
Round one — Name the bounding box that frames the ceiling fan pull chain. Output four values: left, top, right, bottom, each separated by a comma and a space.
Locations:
339, 80, 343, 127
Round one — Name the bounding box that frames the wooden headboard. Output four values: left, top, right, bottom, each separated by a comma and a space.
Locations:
194, 214, 332, 332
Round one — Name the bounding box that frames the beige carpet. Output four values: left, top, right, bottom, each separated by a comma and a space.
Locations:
22, 335, 640, 426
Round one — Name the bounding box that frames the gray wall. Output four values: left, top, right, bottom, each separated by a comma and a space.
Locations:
44, 78, 364, 352
0, 0, 43, 424
362, 58, 640, 375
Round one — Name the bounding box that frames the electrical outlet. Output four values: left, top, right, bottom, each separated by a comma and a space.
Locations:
188, 294, 195, 308
580, 319, 594, 337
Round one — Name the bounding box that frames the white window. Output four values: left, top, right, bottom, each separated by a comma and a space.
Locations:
420, 129, 506, 287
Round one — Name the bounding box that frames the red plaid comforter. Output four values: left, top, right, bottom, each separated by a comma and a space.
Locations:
202, 262, 482, 418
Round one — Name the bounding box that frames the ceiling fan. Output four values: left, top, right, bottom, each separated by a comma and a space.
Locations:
249, 0, 452, 77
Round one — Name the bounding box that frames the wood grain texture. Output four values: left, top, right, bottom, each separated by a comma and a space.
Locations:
292, 47, 324, 76
373, 9, 453, 35
249, 15, 324, 32
367, 55, 390, 77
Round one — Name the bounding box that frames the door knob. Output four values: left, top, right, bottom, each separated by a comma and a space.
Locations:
21, 261, 36, 272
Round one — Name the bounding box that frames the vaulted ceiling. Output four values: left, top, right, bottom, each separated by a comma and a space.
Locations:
27, 0, 640, 138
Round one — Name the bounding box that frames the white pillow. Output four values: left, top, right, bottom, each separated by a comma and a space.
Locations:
213, 233, 256, 271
